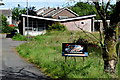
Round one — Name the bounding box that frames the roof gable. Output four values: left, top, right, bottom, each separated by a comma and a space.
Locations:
36, 7, 79, 18
52, 8, 79, 17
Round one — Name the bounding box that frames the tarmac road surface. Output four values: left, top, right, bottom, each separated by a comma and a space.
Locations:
0, 38, 50, 80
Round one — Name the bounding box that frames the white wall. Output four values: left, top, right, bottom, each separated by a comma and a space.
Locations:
24, 30, 46, 36
61, 19, 92, 32
6, 16, 12, 24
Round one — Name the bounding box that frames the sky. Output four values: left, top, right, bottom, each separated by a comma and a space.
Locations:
0, 0, 117, 10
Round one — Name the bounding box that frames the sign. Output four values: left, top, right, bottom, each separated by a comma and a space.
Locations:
62, 43, 88, 57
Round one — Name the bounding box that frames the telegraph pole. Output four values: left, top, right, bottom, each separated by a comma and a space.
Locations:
26, 0, 29, 42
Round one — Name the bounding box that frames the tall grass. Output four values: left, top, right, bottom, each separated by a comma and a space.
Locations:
17, 31, 118, 79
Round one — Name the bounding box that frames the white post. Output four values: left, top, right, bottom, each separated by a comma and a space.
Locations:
23, 17, 25, 35
92, 17, 95, 32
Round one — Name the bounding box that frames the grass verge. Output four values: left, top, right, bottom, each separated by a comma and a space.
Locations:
16, 31, 118, 79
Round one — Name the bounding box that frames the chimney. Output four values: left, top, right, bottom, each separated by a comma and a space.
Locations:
48, 7, 50, 9
57, 7, 60, 9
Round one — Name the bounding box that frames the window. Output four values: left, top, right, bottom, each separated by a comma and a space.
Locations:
58, 16, 68, 19
81, 22, 84, 24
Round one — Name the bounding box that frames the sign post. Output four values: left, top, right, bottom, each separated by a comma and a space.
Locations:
62, 43, 88, 62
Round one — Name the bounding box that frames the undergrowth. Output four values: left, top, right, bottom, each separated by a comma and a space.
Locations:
16, 31, 118, 79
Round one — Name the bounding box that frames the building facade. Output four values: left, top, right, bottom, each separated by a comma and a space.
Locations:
0, 9, 12, 24
19, 7, 96, 36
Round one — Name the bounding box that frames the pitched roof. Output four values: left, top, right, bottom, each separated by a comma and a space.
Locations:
51, 8, 79, 17
41, 8, 55, 16
37, 8, 55, 16
36, 7, 46, 12
37, 7, 79, 18
44, 8, 63, 17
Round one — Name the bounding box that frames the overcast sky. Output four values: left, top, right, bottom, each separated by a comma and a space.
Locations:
0, 0, 116, 10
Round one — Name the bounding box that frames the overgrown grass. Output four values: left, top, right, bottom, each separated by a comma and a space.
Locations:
12, 33, 35, 41
17, 31, 118, 79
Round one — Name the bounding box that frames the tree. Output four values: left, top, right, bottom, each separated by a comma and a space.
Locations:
93, 0, 120, 73
107, 4, 116, 19
70, 0, 119, 73
12, 4, 37, 21
12, 4, 26, 22
70, 2, 96, 16
70, 2, 116, 19
69, 2, 102, 19
27, 6, 37, 16
1, 15, 8, 26
0, 15, 14, 33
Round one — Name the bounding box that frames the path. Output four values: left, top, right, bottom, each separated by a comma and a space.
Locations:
0, 37, 50, 80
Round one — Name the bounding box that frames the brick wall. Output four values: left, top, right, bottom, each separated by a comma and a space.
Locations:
61, 19, 92, 32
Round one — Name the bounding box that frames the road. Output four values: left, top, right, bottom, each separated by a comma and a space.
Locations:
0, 38, 50, 80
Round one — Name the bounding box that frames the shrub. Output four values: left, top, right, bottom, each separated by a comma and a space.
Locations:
17, 31, 116, 78
1, 26, 15, 33
1, 15, 8, 27
48, 22, 66, 31
12, 33, 27, 41
0, 15, 15, 33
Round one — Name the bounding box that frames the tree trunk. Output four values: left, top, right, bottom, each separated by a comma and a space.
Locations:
102, 40, 118, 73
102, 1, 120, 73
102, 24, 119, 73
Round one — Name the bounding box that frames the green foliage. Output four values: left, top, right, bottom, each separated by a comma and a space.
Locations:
17, 31, 118, 78
27, 6, 37, 16
0, 15, 14, 33
12, 4, 37, 21
1, 26, 15, 33
70, 2, 116, 19
48, 22, 66, 31
1, 15, 8, 26
70, 2, 97, 16
12, 4, 26, 21
12, 33, 27, 41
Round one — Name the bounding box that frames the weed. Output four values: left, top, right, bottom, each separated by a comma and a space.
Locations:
17, 31, 118, 79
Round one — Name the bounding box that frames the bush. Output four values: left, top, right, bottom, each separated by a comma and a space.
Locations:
48, 22, 66, 31
17, 31, 118, 78
1, 15, 8, 27
0, 15, 15, 33
12, 33, 27, 41
1, 26, 15, 33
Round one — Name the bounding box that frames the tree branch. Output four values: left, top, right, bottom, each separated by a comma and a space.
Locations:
105, 0, 111, 12
93, 2, 106, 20
73, 22, 100, 43
98, 24, 104, 47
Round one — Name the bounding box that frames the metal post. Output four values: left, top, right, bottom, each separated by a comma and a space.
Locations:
65, 56, 67, 62
83, 57, 85, 63
26, 0, 29, 42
